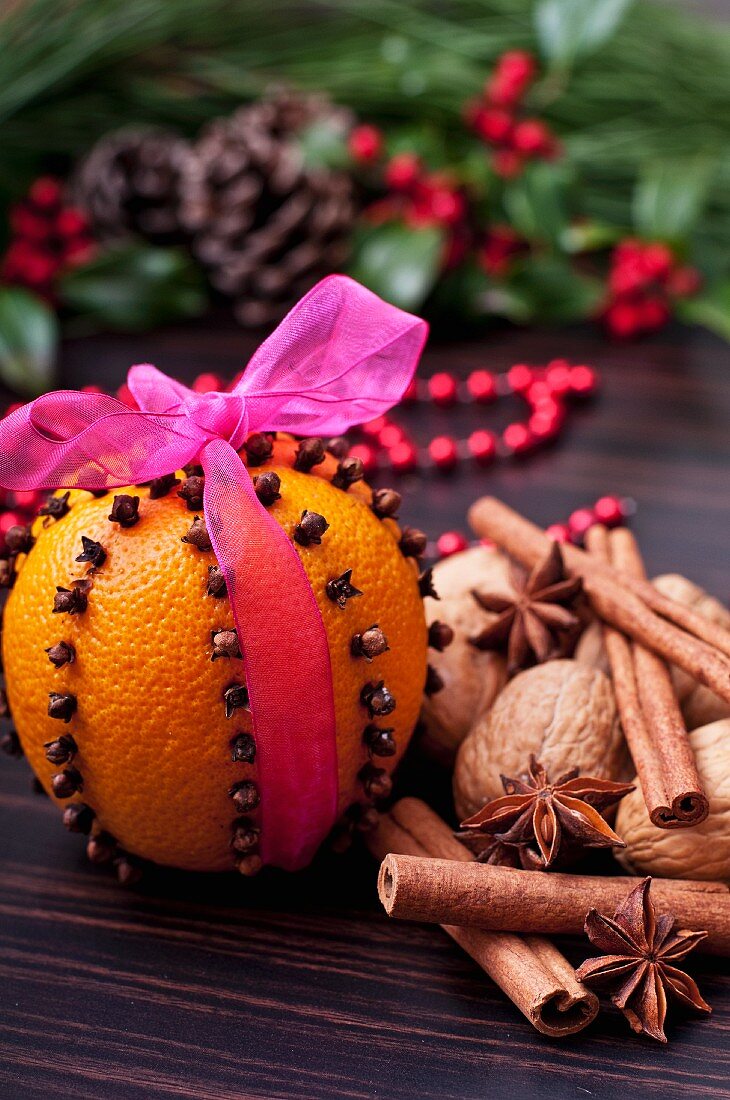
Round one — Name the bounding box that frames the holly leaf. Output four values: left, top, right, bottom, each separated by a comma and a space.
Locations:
535, 0, 633, 67
633, 160, 715, 241
508, 256, 603, 322
676, 281, 730, 343
59, 244, 207, 331
503, 162, 573, 249
347, 221, 444, 311
0, 287, 58, 397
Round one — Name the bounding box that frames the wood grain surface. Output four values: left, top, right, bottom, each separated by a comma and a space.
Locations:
1, 318, 728, 1099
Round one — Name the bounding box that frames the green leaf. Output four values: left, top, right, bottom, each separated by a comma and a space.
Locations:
0, 287, 58, 397
503, 162, 573, 250
676, 281, 730, 342
633, 160, 715, 241
347, 221, 444, 312
299, 119, 350, 171
535, 0, 634, 67
508, 256, 603, 323
59, 245, 207, 331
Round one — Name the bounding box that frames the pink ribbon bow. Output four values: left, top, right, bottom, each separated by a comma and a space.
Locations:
0, 275, 427, 871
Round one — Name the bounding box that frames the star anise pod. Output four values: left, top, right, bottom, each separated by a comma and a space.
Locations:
460, 756, 635, 869
575, 877, 710, 1042
454, 830, 525, 869
469, 541, 582, 673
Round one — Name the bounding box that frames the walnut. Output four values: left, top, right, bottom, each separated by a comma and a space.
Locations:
616, 719, 730, 881
454, 659, 628, 821
420, 546, 509, 764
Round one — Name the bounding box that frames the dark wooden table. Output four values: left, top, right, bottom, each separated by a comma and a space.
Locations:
1, 319, 729, 1100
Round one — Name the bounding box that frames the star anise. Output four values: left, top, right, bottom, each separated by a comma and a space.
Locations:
454, 830, 526, 869
575, 877, 710, 1042
469, 541, 582, 673
460, 756, 635, 870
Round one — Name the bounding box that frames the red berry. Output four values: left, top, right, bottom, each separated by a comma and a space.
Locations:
502, 422, 533, 454
385, 153, 421, 192
640, 242, 674, 282
428, 435, 459, 470
545, 523, 571, 544
13, 489, 42, 510
467, 429, 497, 465
568, 507, 596, 539
639, 296, 670, 331
29, 177, 63, 210
474, 107, 514, 145
116, 384, 139, 410
569, 365, 598, 397
437, 531, 468, 558
348, 124, 383, 164
81, 384, 104, 394
593, 495, 625, 527
22, 251, 58, 286
62, 237, 96, 265
9, 205, 50, 241
388, 440, 418, 473
493, 149, 523, 178
487, 51, 536, 108
608, 258, 647, 298
511, 118, 552, 156
428, 372, 458, 407
466, 369, 497, 403
348, 442, 378, 477
192, 372, 223, 394
56, 207, 89, 238
528, 411, 561, 442
506, 363, 533, 393
604, 300, 642, 339
668, 266, 701, 298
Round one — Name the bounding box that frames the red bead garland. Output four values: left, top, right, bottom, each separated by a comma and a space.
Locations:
352, 358, 599, 475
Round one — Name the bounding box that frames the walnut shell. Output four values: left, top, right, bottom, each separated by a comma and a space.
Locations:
420, 546, 509, 764
615, 719, 730, 881
454, 659, 628, 820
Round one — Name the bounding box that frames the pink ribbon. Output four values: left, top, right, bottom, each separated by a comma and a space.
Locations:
0, 275, 427, 870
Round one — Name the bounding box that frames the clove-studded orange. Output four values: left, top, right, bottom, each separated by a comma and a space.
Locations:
2, 435, 428, 875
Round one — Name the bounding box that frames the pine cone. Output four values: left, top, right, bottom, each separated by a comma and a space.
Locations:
73, 128, 193, 244
178, 90, 356, 327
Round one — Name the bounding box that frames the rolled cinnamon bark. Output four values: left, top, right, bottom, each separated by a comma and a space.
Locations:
377, 855, 730, 955
609, 528, 708, 826
366, 799, 599, 1037
467, 496, 730, 703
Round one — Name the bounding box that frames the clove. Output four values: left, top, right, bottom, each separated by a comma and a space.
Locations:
53, 579, 92, 615
293, 510, 329, 547
294, 437, 325, 472
149, 473, 180, 499
63, 802, 95, 834
253, 471, 281, 506
231, 817, 260, 853
418, 568, 439, 600
108, 494, 140, 528
358, 763, 392, 801
399, 526, 427, 558
44, 733, 77, 765
75, 536, 106, 568
224, 683, 249, 718
326, 569, 363, 609
229, 780, 260, 813
5, 525, 34, 554
230, 733, 256, 764
326, 437, 350, 460
244, 433, 274, 466
351, 626, 389, 661
48, 692, 77, 723
86, 831, 116, 865
39, 492, 71, 521
363, 724, 397, 757
45, 641, 76, 668
211, 628, 241, 661
332, 456, 364, 490
181, 516, 211, 552
360, 681, 396, 718
51, 767, 84, 799
206, 565, 227, 598
371, 488, 401, 519
428, 621, 454, 651
178, 476, 204, 511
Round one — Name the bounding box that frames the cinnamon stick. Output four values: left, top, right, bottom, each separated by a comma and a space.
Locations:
609, 528, 708, 827
377, 854, 730, 956
366, 799, 599, 1037
467, 497, 730, 703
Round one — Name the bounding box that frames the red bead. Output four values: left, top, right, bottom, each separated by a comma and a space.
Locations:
506, 364, 533, 394
388, 441, 418, 473
400, 377, 419, 405
467, 429, 497, 465
437, 531, 468, 558
362, 415, 388, 437
427, 372, 458, 407
474, 107, 513, 145
545, 523, 571, 544
116, 383, 139, 410
192, 372, 223, 394
492, 149, 523, 178
13, 490, 42, 509
348, 124, 383, 164
348, 443, 378, 477
378, 423, 405, 449
0, 510, 22, 537
568, 507, 596, 539
81, 384, 104, 394
528, 412, 560, 442
525, 379, 553, 406
545, 359, 572, 396
569, 365, 598, 397
428, 435, 458, 470
593, 495, 625, 527
502, 422, 533, 454
466, 369, 496, 403
56, 207, 89, 238
511, 118, 552, 156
